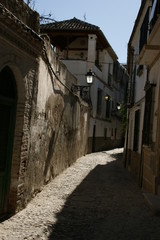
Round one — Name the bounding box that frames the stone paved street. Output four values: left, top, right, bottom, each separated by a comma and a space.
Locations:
0, 148, 160, 240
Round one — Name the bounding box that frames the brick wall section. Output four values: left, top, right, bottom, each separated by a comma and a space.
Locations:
7, 65, 38, 212
15, 69, 37, 211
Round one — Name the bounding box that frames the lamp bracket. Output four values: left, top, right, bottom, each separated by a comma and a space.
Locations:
71, 85, 90, 94
71, 85, 91, 102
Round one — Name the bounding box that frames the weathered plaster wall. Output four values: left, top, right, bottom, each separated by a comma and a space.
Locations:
0, 0, 89, 215
21, 39, 89, 207
0, 30, 89, 213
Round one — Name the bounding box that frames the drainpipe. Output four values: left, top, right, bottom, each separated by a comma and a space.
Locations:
124, 108, 130, 168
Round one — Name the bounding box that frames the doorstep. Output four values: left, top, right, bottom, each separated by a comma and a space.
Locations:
143, 192, 160, 216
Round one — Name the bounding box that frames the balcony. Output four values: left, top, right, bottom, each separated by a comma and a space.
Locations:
138, 1, 160, 66
138, 43, 160, 66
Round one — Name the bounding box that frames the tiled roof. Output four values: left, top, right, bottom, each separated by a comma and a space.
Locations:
41, 17, 99, 31
40, 17, 118, 60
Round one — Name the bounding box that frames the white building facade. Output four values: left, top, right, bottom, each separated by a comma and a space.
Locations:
125, 0, 160, 194
41, 18, 128, 152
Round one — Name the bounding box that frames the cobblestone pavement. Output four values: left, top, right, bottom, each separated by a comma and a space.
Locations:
0, 148, 160, 240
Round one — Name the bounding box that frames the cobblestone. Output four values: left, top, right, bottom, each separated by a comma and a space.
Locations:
0, 148, 160, 239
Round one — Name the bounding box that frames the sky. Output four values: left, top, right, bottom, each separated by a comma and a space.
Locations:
29, 0, 141, 64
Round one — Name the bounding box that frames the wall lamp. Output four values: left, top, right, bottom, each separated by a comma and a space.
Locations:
105, 95, 110, 101
71, 70, 94, 98
117, 103, 121, 110
86, 69, 95, 84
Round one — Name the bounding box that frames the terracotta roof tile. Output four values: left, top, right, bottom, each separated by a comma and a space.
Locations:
41, 17, 99, 31
40, 17, 118, 60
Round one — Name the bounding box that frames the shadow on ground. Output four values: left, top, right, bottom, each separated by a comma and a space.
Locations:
48, 152, 160, 240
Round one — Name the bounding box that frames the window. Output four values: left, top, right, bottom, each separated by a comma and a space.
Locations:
108, 64, 112, 86
143, 84, 154, 145
139, 7, 150, 53
133, 110, 140, 151
130, 65, 136, 105
97, 89, 102, 116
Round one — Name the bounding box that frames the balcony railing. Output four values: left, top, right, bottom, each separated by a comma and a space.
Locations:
138, 1, 160, 65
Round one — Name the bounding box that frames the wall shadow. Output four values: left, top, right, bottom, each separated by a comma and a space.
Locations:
47, 152, 160, 240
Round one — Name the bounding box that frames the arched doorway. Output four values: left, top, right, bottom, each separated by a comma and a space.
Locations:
0, 67, 17, 215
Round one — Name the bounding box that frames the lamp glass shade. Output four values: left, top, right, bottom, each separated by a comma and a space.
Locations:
86, 75, 93, 84
105, 95, 109, 101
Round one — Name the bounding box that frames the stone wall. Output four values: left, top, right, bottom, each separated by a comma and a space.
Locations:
0, 33, 40, 213
0, 0, 89, 214
142, 146, 156, 193
0, 0, 39, 32
16, 39, 89, 210
123, 149, 141, 184
0, 29, 89, 214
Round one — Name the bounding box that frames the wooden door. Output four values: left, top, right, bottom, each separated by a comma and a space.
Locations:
0, 67, 17, 214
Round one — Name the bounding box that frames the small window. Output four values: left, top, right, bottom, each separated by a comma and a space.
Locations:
108, 63, 112, 86
133, 110, 140, 151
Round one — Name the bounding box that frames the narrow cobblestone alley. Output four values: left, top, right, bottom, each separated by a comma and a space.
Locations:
0, 148, 160, 240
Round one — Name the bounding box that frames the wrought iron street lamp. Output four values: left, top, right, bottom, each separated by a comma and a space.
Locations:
86, 69, 94, 84
71, 70, 94, 101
